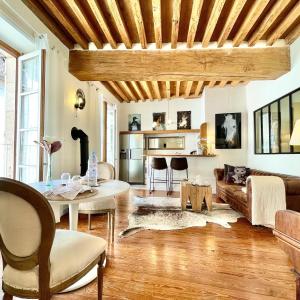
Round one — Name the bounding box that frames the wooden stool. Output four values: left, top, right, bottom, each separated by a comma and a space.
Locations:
180, 181, 212, 212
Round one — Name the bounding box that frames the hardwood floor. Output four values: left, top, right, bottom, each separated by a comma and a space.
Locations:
1, 189, 296, 299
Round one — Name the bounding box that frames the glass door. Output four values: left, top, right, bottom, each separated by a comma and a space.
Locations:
16, 50, 45, 183
106, 102, 116, 166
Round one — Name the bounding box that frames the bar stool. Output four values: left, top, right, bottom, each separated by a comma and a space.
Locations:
149, 157, 169, 194
169, 157, 188, 193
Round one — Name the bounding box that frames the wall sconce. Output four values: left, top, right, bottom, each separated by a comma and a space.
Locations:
74, 89, 86, 111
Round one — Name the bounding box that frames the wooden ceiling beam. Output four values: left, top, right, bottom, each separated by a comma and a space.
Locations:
69, 47, 290, 81
208, 81, 216, 88
219, 80, 227, 87
131, 81, 145, 100
267, 1, 300, 46
42, 0, 88, 49
171, 0, 181, 49
119, 81, 137, 101
194, 81, 203, 96
285, 23, 300, 45
107, 81, 128, 102
248, 0, 291, 46
152, 81, 161, 99
185, 81, 193, 97
186, 0, 203, 48
202, 0, 226, 47
176, 81, 181, 97
217, 0, 247, 47
152, 0, 162, 49
87, 0, 117, 49
130, 0, 147, 49
21, 0, 74, 49
233, 0, 270, 47
166, 81, 171, 98
231, 81, 240, 87
140, 81, 153, 100
64, 0, 102, 48
101, 81, 123, 102
107, 0, 132, 48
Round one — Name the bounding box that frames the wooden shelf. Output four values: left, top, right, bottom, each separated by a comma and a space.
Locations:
120, 129, 200, 135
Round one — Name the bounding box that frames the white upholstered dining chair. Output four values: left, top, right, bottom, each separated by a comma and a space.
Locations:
0, 177, 106, 300
79, 162, 116, 242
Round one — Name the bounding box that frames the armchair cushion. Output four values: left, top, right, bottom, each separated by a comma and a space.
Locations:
3, 229, 106, 292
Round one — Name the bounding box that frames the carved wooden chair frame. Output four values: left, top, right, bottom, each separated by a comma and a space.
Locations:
0, 178, 105, 300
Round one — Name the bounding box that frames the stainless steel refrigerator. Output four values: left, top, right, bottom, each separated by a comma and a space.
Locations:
119, 134, 144, 184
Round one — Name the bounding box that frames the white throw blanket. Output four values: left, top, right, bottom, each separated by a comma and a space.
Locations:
248, 176, 286, 227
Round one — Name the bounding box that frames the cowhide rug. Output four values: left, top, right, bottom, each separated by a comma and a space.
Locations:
119, 196, 243, 238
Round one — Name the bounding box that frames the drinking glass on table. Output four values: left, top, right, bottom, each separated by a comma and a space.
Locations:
61, 172, 71, 186
71, 175, 82, 184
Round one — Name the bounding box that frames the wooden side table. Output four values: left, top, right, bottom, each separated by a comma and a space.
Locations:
180, 181, 212, 212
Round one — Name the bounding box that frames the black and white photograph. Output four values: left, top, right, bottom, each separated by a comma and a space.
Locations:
128, 114, 141, 131
152, 112, 166, 130
177, 111, 191, 130
215, 113, 241, 149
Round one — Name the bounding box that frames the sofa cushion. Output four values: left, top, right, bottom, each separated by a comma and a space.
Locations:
224, 165, 250, 186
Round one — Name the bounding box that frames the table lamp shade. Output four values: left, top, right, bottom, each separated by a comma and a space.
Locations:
290, 119, 300, 145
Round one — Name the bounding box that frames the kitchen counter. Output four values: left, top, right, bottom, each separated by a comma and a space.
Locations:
143, 154, 216, 157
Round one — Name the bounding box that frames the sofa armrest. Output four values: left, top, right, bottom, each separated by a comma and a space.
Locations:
286, 181, 300, 195
214, 168, 224, 181
275, 210, 300, 242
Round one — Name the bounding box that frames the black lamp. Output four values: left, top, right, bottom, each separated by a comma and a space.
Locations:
74, 89, 86, 110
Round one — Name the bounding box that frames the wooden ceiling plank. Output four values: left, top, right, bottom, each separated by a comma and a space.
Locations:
217, 0, 247, 47
267, 1, 300, 46
42, 0, 88, 49
202, 0, 226, 48
231, 80, 240, 87
152, 0, 162, 49
248, 0, 291, 46
285, 23, 300, 45
86, 0, 117, 49
130, 0, 147, 49
140, 81, 153, 100
65, 0, 102, 48
131, 81, 145, 100
233, 0, 270, 47
107, 0, 132, 48
185, 81, 193, 97
208, 81, 216, 88
171, 0, 182, 49
119, 81, 137, 101
69, 47, 290, 81
176, 81, 181, 97
186, 0, 204, 48
101, 81, 123, 102
194, 81, 203, 96
107, 81, 128, 102
219, 80, 227, 87
152, 81, 161, 99
166, 81, 171, 98
21, 0, 74, 49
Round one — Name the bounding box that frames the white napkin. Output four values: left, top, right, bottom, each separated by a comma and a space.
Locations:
44, 183, 91, 200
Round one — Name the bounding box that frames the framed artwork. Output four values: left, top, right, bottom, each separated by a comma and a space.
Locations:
177, 111, 191, 129
215, 113, 241, 149
128, 114, 141, 131
152, 112, 166, 130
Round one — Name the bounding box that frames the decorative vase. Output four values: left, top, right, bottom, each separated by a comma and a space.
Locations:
46, 153, 52, 186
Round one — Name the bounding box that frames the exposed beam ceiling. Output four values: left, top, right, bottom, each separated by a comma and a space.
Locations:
69, 47, 290, 81
22, 0, 300, 102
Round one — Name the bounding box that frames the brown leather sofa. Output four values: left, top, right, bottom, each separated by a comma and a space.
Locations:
214, 168, 300, 223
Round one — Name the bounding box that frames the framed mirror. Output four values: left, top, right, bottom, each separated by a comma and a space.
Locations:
148, 136, 185, 150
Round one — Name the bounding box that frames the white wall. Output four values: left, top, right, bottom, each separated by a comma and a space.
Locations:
246, 37, 300, 176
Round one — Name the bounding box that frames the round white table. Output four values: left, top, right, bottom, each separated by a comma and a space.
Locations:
30, 179, 130, 292
31, 179, 130, 231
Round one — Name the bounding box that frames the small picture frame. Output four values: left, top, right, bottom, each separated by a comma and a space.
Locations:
128, 114, 141, 131
177, 111, 191, 129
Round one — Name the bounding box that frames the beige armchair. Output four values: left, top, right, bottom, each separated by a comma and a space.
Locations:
79, 162, 116, 242
273, 210, 300, 300
0, 178, 106, 300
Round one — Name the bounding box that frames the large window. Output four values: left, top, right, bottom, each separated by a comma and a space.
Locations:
254, 87, 300, 154
106, 102, 116, 166
0, 49, 17, 178
16, 50, 45, 183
